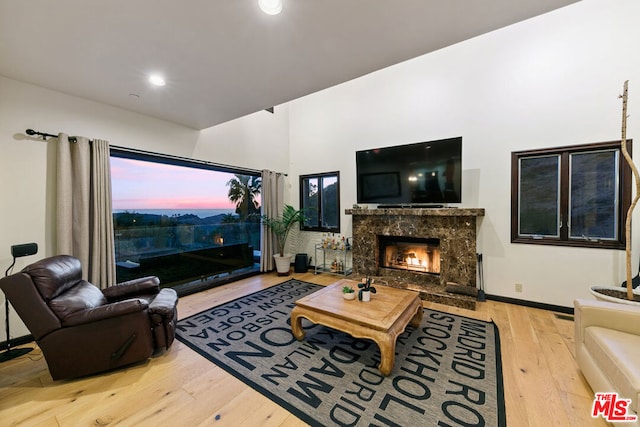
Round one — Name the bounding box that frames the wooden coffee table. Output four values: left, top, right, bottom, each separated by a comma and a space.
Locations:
291, 279, 423, 376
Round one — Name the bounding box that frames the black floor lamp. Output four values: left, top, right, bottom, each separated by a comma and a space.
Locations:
0, 243, 38, 363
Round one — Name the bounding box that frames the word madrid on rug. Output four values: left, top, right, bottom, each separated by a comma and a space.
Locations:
175, 280, 506, 427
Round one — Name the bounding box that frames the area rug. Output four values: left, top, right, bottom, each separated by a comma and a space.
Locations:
175, 280, 506, 426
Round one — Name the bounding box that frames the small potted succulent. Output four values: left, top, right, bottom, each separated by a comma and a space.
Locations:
342, 285, 356, 300
358, 277, 377, 302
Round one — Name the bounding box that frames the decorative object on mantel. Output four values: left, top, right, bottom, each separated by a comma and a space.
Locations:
260, 204, 307, 275
358, 276, 377, 301
591, 80, 640, 304
342, 285, 356, 300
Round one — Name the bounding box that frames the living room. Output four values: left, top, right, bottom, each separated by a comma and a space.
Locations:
1, 0, 639, 425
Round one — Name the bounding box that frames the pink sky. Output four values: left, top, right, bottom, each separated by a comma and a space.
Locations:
111, 157, 242, 210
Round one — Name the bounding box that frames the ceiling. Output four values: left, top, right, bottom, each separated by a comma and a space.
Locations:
0, 0, 580, 130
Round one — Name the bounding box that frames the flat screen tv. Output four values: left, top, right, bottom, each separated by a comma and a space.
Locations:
356, 137, 462, 205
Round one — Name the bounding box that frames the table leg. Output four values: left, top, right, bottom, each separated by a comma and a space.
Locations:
410, 303, 423, 328
290, 307, 306, 341
377, 334, 396, 376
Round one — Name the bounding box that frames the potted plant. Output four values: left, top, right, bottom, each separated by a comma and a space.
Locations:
342, 285, 356, 300
261, 204, 307, 275
358, 277, 377, 302
590, 81, 640, 305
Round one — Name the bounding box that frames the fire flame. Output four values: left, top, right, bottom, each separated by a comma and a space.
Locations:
384, 243, 440, 274
405, 255, 425, 268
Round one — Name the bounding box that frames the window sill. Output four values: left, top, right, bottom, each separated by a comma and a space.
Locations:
511, 237, 624, 250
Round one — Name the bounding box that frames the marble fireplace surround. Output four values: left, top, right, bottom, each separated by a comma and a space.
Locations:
346, 207, 485, 310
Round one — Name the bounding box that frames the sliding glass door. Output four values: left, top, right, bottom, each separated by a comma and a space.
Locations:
110, 150, 262, 293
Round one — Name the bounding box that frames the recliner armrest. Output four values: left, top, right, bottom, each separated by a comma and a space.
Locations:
149, 288, 178, 318
102, 276, 160, 301
61, 299, 149, 326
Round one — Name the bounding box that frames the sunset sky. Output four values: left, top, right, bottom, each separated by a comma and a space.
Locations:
110, 157, 240, 210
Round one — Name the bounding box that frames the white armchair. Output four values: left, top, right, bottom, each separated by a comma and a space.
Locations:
574, 299, 640, 426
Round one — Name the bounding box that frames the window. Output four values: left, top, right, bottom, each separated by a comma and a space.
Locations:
300, 172, 340, 232
110, 148, 261, 292
511, 140, 632, 249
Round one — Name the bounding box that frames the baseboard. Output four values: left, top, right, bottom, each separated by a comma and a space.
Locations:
486, 294, 573, 315
0, 334, 34, 351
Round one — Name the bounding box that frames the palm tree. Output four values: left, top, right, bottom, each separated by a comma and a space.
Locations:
226, 174, 261, 220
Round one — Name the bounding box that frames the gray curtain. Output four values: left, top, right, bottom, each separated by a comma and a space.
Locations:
260, 170, 284, 272
56, 134, 116, 287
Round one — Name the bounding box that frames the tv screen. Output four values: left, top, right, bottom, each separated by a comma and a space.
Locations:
356, 137, 462, 205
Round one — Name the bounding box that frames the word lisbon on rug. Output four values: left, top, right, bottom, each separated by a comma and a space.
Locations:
176, 280, 506, 427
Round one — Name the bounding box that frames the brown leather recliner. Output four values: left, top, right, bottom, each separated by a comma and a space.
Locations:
0, 255, 178, 380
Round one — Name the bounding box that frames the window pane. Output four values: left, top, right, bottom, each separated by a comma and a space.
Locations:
512, 140, 629, 249
569, 150, 618, 240
321, 176, 338, 228
302, 177, 319, 227
519, 155, 560, 236
111, 156, 260, 289
300, 172, 340, 232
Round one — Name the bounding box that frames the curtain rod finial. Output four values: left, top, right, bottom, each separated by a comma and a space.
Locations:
25, 128, 57, 140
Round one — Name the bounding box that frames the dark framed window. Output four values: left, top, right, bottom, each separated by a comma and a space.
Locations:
511, 140, 632, 249
300, 171, 340, 232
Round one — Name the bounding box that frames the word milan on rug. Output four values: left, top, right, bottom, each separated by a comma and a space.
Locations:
175, 280, 506, 427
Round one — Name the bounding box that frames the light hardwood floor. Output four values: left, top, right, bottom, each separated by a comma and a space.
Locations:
0, 272, 605, 426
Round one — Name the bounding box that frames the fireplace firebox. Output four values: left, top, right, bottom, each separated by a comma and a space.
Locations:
379, 236, 440, 275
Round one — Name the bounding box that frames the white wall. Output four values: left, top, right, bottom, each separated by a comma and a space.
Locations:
194, 106, 290, 175
0, 77, 198, 340
0, 76, 288, 341
2, 0, 638, 345
0, 76, 200, 264
287, 0, 640, 308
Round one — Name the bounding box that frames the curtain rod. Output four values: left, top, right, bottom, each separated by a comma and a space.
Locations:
25, 129, 57, 140
25, 128, 86, 143
111, 145, 278, 176
24, 128, 287, 176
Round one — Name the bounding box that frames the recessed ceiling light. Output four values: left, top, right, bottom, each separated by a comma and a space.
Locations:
258, 0, 282, 15
148, 74, 166, 87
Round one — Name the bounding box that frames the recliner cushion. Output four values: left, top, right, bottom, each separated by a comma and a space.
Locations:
49, 281, 107, 320
23, 255, 83, 301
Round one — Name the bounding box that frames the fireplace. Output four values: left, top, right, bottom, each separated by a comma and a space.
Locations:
346, 207, 485, 310
379, 236, 440, 275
